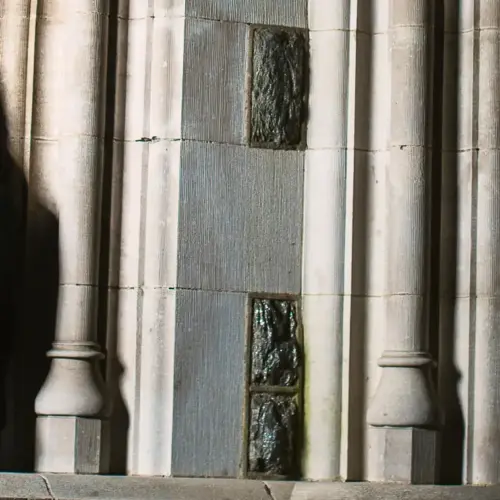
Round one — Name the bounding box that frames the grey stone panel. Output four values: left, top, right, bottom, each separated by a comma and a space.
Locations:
185, 0, 307, 28
250, 27, 308, 150
177, 142, 304, 294
181, 18, 247, 144
171, 290, 247, 478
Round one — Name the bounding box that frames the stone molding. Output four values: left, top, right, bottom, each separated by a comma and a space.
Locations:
0, 474, 499, 500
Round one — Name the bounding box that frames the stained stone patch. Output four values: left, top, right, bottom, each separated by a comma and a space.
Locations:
249, 27, 308, 149
248, 393, 298, 476
251, 299, 300, 387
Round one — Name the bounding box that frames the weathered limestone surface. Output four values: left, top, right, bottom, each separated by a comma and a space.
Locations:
1, 474, 500, 500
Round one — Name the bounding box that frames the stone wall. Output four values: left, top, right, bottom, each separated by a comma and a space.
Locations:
0, 0, 499, 487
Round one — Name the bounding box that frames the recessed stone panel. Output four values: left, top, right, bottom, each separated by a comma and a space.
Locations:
248, 393, 299, 477
249, 27, 308, 149
251, 299, 300, 387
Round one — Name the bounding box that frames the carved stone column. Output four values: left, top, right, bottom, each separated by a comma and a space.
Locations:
32, 0, 109, 474
366, 0, 439, 483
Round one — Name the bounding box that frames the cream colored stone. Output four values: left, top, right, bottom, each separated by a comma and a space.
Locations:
367, 427, 438, 484
36, 417, 107, 474
33, 0, 109, 474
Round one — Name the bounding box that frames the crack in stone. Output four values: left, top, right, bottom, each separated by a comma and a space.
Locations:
263, 482, 277, 500
39, 474, 56, 500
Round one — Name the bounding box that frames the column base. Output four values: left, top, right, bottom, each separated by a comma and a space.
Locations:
35, 416, 109, 474
368, 427, 439, 484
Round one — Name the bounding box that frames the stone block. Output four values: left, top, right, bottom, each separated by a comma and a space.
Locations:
35, 416, 107, 474
306, 30, 349, 150
171, 289, 247, 477
247, 298, 301, 478
185, 0, 307, 28
248, 393, 299, 477
301, 294, 344, 480
250, 299, 300, 388
182, 18, 247, 144
177, 141, 303, 294
134, 288, 177, 476
368, 427, 439, 484
249, 27, 308, 149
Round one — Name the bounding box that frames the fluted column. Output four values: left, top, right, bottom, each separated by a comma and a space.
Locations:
32, 0, 109, 474
302, 0, 350, 480
471, 0, 500, 484
367, 0, 439, 483
0, 0, 31, 169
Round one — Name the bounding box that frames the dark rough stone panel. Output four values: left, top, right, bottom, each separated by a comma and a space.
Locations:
250, 27, 307, 149
251, 299, 300, 387
248, 393, 298, 476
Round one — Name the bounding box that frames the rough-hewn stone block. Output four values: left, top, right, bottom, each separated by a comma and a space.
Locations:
248, 393, 299, 477
251, 299, 300, 387
247, 298, 301, 479
249, 27, 308, 149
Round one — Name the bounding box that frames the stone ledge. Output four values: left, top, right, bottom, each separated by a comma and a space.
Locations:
1, 473, 500, 500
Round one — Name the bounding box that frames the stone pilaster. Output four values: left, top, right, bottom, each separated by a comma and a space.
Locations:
302, 0, 350, 481
366, 0, 439, 483
471, 0, 500, 484
32, 0, 109, 474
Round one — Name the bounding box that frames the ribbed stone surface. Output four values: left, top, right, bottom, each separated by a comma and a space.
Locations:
248, 393, 298, 477
171, 290, 247, 478
185, 0, 307, 28
250, 27, 307, 149
251, 299, 300, 387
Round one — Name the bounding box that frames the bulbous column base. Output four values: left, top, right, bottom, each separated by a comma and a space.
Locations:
35, 342, 109, 473
35, 342, 106, 416
367, 427, 439, 483
367, 351, 440, 484
35, 416, 109, 474
367, 351, 439, 427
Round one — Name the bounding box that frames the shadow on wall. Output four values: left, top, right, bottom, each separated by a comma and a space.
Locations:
0, 89, 59, 471
433, 0, 466, 485
98, 0, 130, 473
0, 0, 130, 471
0, 87, 59, 471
